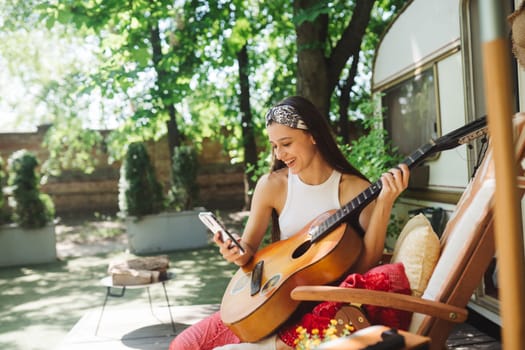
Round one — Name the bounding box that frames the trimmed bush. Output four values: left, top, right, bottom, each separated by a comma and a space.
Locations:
7, 150, 54, 228
0, 156, 11, 225
168, 145, 199, 211
119, 142, 164, 217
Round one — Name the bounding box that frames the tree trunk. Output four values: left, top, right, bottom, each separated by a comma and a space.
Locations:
294, 0, 375, 124
150, 24, 181, 160
237, 44, 258, 209
338, 52, 360, 144
327, 0, 375, 92
166, 104, 181, 159
294, 0, 330, 117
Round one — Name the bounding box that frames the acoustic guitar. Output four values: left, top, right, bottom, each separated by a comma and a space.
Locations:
220, 117, 488, 342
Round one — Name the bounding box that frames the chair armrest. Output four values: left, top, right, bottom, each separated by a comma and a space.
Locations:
291, 286, 467, 323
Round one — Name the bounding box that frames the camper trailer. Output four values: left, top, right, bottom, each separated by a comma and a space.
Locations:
372, 0, 524, 325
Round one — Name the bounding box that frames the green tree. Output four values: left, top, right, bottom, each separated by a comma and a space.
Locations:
208, 0, 295, 207
293, 0, 408, 125
2, 0, 408, 208
44, 0, 202, 158
293, 0, 374, 117
0, 0, 107, 174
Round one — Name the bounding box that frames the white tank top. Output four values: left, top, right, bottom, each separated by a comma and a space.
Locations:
278, 169, 342, 239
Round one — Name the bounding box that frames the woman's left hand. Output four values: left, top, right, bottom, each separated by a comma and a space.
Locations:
378, 163, 410, 204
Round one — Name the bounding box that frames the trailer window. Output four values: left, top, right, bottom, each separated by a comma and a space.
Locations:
382, 67, 439, 157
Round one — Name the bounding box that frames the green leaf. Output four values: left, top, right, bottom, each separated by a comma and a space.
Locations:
293, 1, 330, 26
130, 46, 151, 66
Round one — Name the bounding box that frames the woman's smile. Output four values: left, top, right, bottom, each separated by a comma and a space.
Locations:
284, 158, 296, 168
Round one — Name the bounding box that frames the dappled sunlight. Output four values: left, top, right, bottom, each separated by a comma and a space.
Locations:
0, 243, 239, 350
0, 254, 117, 349
0, 324, 66, 350
162, 246, 238, 305
1, 286, 24, 296
12, 294, 88, 313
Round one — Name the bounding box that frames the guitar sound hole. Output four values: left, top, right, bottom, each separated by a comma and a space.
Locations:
292, 240, 312, 259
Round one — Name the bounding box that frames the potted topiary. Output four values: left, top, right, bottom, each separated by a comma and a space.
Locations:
0, 150, 57, 267
120, 142, 208, 254
167, 145, 199, 211
0, 156, 11, 226
118, 142, 164, 218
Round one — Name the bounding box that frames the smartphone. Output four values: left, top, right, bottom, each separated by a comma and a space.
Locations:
198, 212, 245, 255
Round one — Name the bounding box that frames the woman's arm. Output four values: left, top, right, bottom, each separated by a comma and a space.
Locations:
350, 164, 410, 273
214, 170, 286, 266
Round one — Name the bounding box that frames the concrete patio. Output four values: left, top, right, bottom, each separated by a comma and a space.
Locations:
57, 304, 219, 350
0, 230, 236, 350
0, 213, 503, 350
56, 302, 501, 350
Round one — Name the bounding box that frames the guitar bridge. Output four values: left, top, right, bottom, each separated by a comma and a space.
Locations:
250, 260, 264, 296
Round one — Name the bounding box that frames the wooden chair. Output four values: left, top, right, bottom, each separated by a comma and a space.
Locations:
291, 114, 525, 350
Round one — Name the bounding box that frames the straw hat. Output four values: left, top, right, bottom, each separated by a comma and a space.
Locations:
509, 2, 525, 68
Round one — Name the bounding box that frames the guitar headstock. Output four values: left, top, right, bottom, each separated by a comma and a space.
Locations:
432, 116, 488, 153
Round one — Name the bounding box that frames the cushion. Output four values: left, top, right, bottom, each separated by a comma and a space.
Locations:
278, 262, 412, 347
345, 262, 412, 330
391, 213, 440, 297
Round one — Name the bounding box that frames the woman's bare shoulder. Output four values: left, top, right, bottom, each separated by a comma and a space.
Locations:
339, 173, 372, 202
253, 168, 288, 211
258, 167, 288, 189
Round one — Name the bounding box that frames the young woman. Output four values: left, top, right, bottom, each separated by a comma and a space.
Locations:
169, 96, 409, 350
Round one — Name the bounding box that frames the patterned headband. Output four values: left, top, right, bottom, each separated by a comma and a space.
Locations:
265, 105, 308, 130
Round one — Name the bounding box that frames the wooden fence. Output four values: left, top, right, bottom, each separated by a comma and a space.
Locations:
0, 126, 246, 217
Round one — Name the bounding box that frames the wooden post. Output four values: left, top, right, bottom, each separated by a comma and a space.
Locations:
479, 1, 525, 349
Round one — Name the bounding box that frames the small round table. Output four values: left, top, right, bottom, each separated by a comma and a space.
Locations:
95, 272, 175, 335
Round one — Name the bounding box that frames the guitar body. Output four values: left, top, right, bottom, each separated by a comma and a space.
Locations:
220, 210, 363, 342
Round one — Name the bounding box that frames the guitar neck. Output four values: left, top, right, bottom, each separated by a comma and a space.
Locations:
309, 143, 435, 241
308, 116, 487, 242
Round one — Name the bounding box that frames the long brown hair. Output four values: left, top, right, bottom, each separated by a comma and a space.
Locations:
268, 96, 369, 241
